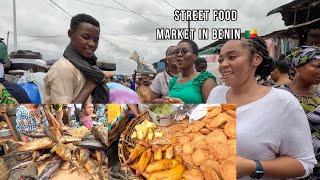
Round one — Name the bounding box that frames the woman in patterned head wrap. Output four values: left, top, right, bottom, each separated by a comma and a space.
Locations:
281, 46, 320, 178
282, 46, 320, 122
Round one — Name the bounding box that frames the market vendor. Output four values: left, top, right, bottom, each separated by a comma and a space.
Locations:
80, 103, 94, 129
150, 46, 180, 103
45, 13, 109, 104
168, 39, 217, 103
15, 104, 48, 142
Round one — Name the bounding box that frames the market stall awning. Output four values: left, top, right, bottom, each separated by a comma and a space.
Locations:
266, 0, 320, 26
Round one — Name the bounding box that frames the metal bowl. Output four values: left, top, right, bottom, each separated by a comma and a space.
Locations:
148, 109, 174, 127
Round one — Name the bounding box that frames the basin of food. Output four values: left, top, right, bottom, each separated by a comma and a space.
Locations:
148, 104, 175, 127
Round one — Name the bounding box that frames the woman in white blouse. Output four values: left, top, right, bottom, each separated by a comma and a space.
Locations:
207, 36, 316, 179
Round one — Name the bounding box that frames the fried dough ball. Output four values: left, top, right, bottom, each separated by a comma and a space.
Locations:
221, 104, 236, 111
178, 136, 191, 145
225, 110, 236, 118
192, 121, 206, 132
220, 160, 236, 180
199, 128, 212, 135
208, 113, 233, 129
183, 169, 204, 180
182, 153, 195, 168
227, 139, 236, 155
206, 106, 222, 118
224, 120, 236, 139
192, 148, 207, 166
183, 142, 194, 154
209, 142, 230, 160
206, 129, 227, 145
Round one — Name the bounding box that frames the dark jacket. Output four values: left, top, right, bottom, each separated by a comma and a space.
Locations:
0, 78, 31, 103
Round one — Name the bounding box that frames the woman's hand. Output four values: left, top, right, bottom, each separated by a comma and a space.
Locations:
237, 156, 256, 178
163, 97, 184, 104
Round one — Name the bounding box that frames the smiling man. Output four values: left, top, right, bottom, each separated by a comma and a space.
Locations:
45, 14, 108, 104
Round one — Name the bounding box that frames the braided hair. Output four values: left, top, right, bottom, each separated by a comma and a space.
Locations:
178, 39, 199, 56
240, 36, 274, 80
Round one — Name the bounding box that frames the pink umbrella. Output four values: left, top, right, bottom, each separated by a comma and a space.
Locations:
107, 82, 140, 104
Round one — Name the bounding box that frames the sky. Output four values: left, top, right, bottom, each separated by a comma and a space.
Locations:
0, 0, 292, 75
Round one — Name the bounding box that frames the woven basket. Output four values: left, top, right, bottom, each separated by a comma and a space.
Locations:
108, 112, 130, 148
118, 111, 150, 180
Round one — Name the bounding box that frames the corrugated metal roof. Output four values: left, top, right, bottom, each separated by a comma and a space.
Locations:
267, 0, 316, 16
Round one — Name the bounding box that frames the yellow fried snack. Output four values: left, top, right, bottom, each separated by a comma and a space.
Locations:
182, 153, 195, 168
136, 148, 152, 175
192, 148, 207, 166
225, 109, 236, 118
130, 160, 139, 170
192, 121, 206, 133
174, 155, 183, 164
145, 159, 176, 173
221, 104, 236, 111
193, 141, 208, 151
225, 155, 236, 163
188, 132, 196, 139
227, 139, 236, 155
199, 128, 212, 135
201, 160, 221, 180
200, 159, 220, 173
207, 113, 233, 129
174, 131, 185, 137
208, 153, 218, 161
192, 134, 206, 142
183, 142, 194, 154
141, 172, 151, 180
184, 126, 193, 133
153, 146, 163, 161
178, 136, 191, 145
206, 106, 222, 119
149, 155, 155, 164
203, 168, 220, 180
171, 136, 178, 144
205, 129, 227, 145
161, 144, 171, 151
224, 120, 236, 139
209, 142, 230, 160
183, 169, 204, 180
125, 144, 146, 164
220, 160, 236, 180
165, 145, 174, 159
149, 164, 185, 180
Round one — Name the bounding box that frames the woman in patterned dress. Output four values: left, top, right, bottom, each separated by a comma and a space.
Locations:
281, 46, 320, 179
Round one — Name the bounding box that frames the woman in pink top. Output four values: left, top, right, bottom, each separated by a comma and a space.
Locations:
80, 103, 94, 129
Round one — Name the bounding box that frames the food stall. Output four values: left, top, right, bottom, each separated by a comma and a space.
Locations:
109, 104, 237, 180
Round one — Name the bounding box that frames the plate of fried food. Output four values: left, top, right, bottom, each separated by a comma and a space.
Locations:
119, 104, 237, 180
